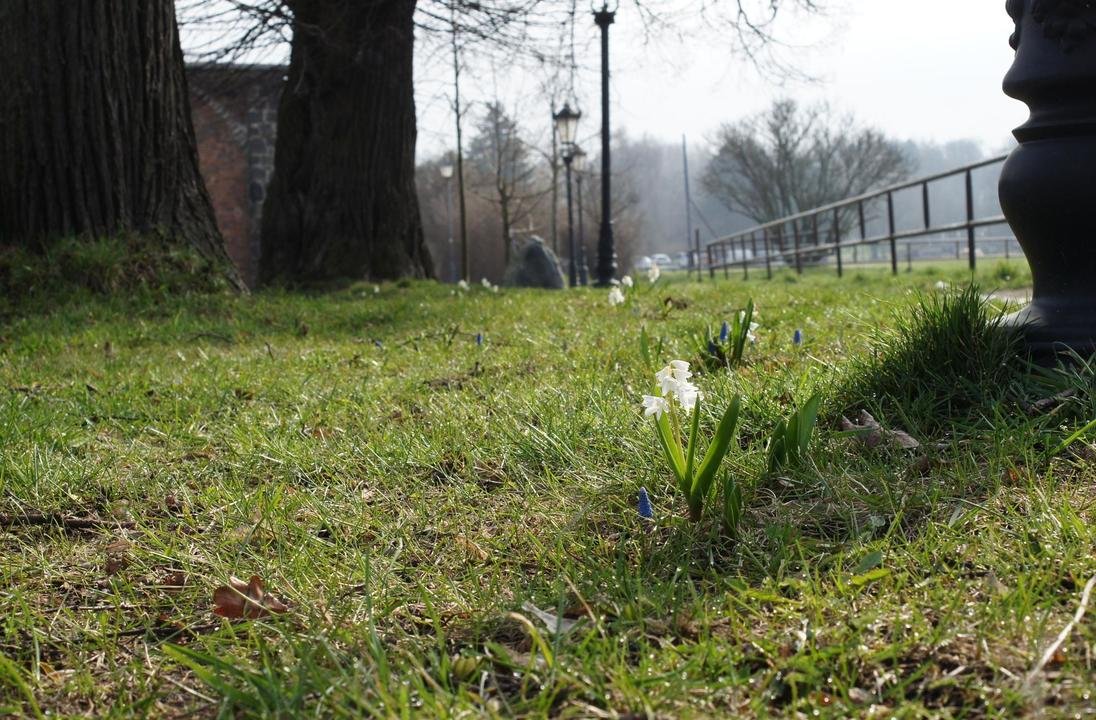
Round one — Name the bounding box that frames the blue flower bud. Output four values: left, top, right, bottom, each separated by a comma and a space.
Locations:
719, 321, 730, 344
637, 487, 654, 521
475, 333, 484, 346
374, 340, 383, 349
793, 329, 803, 346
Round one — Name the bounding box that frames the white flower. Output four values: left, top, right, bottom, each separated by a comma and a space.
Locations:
621, 275, 634, 288
610, 278, 621, 286
481, 278, 492, 289
935, 280, 949, 291
669, 360, 692, 383
654, 361, 701, 411
747, 322, 759, 344
491, 284, 499, 293
647, 263, 661, 283
373, 285, 380, 294
641, 394, 671, 419
458, 280, 470, 291
608, 287, 626, 306
655, 366, 677, 396
676, 381, 702, 413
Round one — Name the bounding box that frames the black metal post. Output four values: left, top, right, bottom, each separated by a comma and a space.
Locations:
887, 191, 897, 275
965, 169, 976, 270
741, 236, 749, 279
763, 229, 773, 279
695, 229, 702, 282
445, 176, 455, 282
593, 4, 617, 285
792, 222, 803, 275
833, 207, 843, 278
564, 155, 576, 287
576, 172, 588, 286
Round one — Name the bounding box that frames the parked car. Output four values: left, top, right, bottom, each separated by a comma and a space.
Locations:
634, 255, 653, 271
651, 253, 673, 269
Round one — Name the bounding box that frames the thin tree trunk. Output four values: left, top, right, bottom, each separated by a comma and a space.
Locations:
0, 0, 237, 284
259, 0, 431, 284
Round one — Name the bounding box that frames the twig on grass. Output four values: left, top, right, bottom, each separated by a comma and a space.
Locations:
1024, 573, 1096, 689
0, 513, 136, 530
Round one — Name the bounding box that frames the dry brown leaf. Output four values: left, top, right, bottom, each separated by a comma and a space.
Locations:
212, 575, 288, 619
843, 411, 921, 451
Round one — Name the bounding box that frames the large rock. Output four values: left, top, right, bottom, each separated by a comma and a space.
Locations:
502, 236, 565, 289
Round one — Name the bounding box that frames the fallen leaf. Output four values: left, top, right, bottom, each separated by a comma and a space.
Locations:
1026, 389, 1076, 416
455, 535, 489, 561
160, 571, 187, 593
212, 575, 288, 619
104, 539, 132, 576
520, 601, 579, 636
842, 411, 920, 450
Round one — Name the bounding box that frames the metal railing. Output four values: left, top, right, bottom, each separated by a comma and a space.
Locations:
704, 155, 1012, 280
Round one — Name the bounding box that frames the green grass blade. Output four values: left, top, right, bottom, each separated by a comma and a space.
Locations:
693, 395, 741, 497
655, 412, 687, 486
683, 403, 701, 492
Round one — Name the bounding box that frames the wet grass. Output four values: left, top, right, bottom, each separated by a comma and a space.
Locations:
2, 259, 1095, 718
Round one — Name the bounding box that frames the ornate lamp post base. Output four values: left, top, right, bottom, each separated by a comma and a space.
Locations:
1001, 0, 1096, 357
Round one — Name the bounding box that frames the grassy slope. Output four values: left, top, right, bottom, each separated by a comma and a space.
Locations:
2, 260, 1095, 718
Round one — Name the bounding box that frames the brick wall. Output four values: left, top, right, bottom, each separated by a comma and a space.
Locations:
188, 64, 283, 287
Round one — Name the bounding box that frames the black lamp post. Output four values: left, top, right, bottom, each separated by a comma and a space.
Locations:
1000, 1, 1096, 356
593, 2, 617, 286
573, 147, 590, 286
554, 103, 581, 288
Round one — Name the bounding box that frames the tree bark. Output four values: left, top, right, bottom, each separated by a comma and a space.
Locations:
259, 0, 431, 284
0, 0, 237, 285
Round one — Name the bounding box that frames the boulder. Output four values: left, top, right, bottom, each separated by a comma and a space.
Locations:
502, 236, 566, 289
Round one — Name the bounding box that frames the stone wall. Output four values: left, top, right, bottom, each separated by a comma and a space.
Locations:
187, 64, 283, 287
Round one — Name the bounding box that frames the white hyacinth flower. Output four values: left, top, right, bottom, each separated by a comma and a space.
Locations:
621, 275, 634, 288
675, 381, 702, 412
481, 278, 492, 289
641, 394, 671, 419
458, 279, 470, 291
669, 359, 692, 383
648, 263, 661, 283
608, 287, 626, 306
747, 322, 759, 344
655, 365, 677, 396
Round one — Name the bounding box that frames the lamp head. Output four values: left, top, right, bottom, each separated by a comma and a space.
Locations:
552, 103, 582, 146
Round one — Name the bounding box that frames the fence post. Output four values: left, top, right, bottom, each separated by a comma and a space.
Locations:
833, 207, 843, 277
741, 236, 749, 279
965, 169, 976, 270
887, 191, 898, 275
695, 228, 703, 282
907, 243, 912, 272
723, 244, 729, 279
922, 181, 931, 229
792, 221, 803, 275
763, 229, 773, 279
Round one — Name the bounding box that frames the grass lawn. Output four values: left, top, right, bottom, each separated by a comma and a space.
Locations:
3, 258, 1095, 718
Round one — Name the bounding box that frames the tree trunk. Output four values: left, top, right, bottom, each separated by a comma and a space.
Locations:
0, 0, 237, 284
259, 0, 431, 284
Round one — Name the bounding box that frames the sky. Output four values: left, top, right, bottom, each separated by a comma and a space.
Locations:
412, 0, 1025, 158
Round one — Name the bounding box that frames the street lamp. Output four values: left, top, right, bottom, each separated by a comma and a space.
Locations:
554, 104, 582, 288
573, 147, 590, 286
593, 2, 618, 285
439, 164, 455, 282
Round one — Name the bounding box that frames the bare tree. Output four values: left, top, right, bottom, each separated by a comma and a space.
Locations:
467, 103, 546, 266
701, 99, 912, 260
